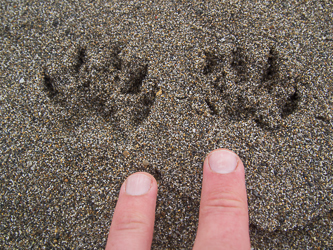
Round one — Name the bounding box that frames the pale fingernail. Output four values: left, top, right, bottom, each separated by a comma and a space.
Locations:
125, 174, 152, 196
208, 150, 238, 174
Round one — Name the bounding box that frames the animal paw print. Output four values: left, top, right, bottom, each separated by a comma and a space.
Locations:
200, 46, 302, 130
42, 42, 158, 129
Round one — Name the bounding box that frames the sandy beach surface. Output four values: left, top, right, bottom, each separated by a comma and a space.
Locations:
1, 0, 332, 249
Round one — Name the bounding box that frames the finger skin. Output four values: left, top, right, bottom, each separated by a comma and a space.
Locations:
105, 172, 158, 250
193, 149, 251, 250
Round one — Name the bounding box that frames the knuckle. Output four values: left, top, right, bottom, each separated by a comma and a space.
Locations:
202, 191, 247, 216
114, 213, 150, 232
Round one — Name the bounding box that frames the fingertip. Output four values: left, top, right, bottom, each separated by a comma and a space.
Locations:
203, 149, 247, 197
205, 148, 244, 174
106, 172, 158, 250
123, 172, 157, 196
194, 148, 250, 250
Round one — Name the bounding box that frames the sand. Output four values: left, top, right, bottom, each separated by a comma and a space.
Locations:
0, 0, 332, 249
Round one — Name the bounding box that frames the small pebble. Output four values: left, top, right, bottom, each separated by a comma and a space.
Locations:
143, 160, 150, 167
123, 150, 130, 157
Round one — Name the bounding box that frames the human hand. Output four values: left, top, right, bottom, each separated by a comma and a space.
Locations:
105, 149, 251, 249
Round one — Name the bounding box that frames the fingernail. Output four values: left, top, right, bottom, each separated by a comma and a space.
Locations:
208, 150, 238, 174
125, 174, 152, 196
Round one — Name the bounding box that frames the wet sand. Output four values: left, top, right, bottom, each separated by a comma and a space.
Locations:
0, 0, 332, 249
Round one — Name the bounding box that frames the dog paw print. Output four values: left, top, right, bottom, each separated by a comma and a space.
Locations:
41, 42, 158, 129
199, 46, 302, 130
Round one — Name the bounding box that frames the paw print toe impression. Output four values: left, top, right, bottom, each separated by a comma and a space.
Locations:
201, 46, 303, 130
42, 42, 158, 129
